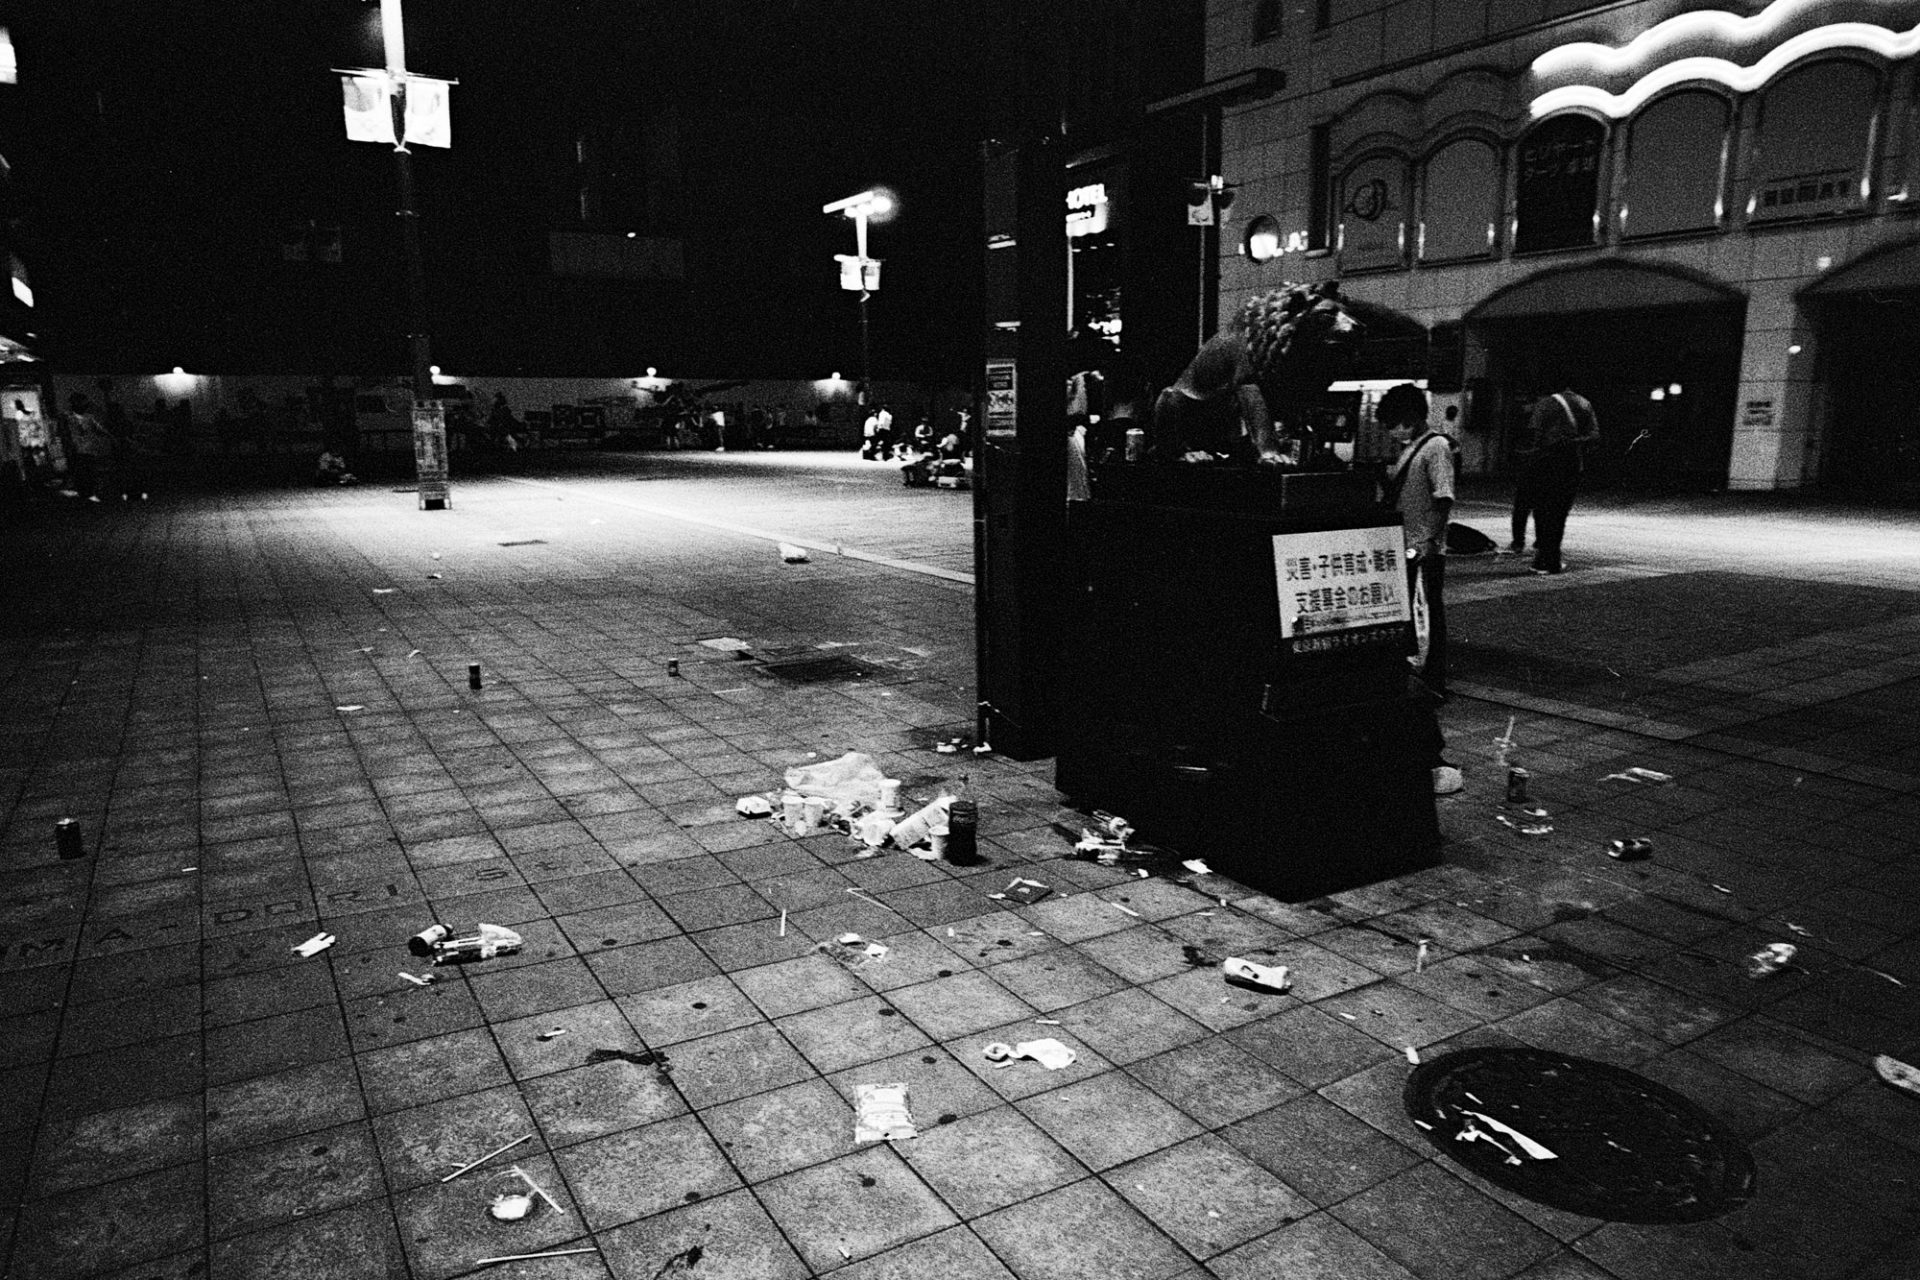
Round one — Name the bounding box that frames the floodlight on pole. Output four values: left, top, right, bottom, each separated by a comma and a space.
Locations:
823, 188, 896, 408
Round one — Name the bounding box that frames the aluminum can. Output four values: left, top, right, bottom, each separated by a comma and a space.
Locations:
468, 662, 483, 690
55, 818, 85, 860
1505, 767, 1530, 805
1124, 428, 1147, 462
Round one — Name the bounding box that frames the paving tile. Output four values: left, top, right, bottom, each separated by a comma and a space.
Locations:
1685, 1014, 1869, 1104
205, 1057, 365, 1153
10, 1162, 205, 1277
777, 994, 933, 1073
54, 982, 204, 1055
1051, 987, 1211, 1066
207, 1197, 408, 1279
29, 1095, 203, 1196
357, 1025, 514, 1115
937, 910, 1065, 968
586, 934, 720, 996
1022, 892, 1143, 943
701, 1076, 859, 1182
468, 955, 607, 1023
691, 917, 824, 970
556, 1113, 740, 1230
756, 1144, 961, 1272
732, 952, 870, 1019
372, 1083, 541, 1192
1072, 924, 1200, 984
1227, 1004, 1399, 1087
825, 1044, 1007, 1124
886, 970, 1037, 1040
988, 947, 1129, 1011
495, 1000, 651, 1081
207, 1119, 384, 1240
1332, 1163, 1561, 1280
1014, 1071, 1203, 1171
596, 1185, 808, 1280
522, 1054, 688, 1147
617, 973, 766, 1045
1219, 1093, 1424, 1206
1209, 1212, 1419, 1280
1145, 964, 1292, 1033
971, 1177, 1195, 1280
895, 1102, 1087, 1219
663, 1021, 817, 1108
1125, 1034, 1306, 1127
1399, 951, 1561, 1022
341, 980, 485, 1055
827, 1225, 1017, 1280
392, 1152, 585, 1280
1108, 1133, 1314, 1259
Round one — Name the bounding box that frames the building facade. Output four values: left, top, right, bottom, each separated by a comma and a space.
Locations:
1208, 0, 1920, 493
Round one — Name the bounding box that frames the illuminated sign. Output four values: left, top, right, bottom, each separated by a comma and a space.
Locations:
1066, 183, 1109, 237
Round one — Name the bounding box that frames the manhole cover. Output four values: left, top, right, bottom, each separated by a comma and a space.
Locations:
758, 655, 872, 684
1404, 1047, 1756, 1223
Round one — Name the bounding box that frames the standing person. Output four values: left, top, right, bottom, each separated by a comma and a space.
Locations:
874, 403, 895, 459
63, 393, 115, 501
1519, 371, 1600, 575
1379, 383, 1454, 703
860, 406, 881, 459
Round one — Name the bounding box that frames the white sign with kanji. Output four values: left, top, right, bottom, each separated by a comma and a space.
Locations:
1272, 526, 1409, 639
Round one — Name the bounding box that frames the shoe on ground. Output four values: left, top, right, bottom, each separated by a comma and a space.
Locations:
1432, 765, 1464, 795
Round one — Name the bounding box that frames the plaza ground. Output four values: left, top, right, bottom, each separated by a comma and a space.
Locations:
1, 450, 1918, 1280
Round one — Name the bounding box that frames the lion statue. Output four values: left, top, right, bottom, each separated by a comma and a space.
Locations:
1152, 281, 1365, 464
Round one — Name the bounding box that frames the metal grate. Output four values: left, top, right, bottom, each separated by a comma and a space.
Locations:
1405, 1048, 1756, 1223
757, 655, 873, 684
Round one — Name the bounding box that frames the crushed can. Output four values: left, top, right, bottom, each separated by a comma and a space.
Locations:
1505, 768, 1530, 806
407, 923, 452, 957
55, 817, 86, 860
1607, 837, 1654, 861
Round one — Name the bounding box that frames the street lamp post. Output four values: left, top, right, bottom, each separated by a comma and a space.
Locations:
377, 0, 432, 404
823, 188, 894, 408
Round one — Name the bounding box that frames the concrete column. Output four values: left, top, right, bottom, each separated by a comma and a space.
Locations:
1727, 276, 1819, 490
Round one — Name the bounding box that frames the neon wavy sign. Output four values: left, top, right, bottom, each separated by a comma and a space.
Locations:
1530, 20, 1920, 118
1531, 0, 1911, 77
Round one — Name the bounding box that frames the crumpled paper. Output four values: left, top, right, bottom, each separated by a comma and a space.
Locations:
853, 1082, 917, 1142
784, 751, 889, 814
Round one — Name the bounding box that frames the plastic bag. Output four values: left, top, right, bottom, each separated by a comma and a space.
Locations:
783, 751, 889, 813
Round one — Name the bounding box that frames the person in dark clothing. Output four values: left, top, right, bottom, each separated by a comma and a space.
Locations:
1514, 373, 1600, 574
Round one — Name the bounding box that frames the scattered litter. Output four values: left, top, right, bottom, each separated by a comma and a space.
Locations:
536, 1027, 569, 1042
845, 887, 888, 910
984, 1039, 1078, 1070
1608, 837, 1654, 861
1874, 1055, 1920, 1098
1493, 716, 1517, 766
778, 909, 788, 938
441, 1133, 533, 1183
778, 543, 811, 563
853, 1082, 918, 1142
426, 572, 443, 580
409, 924, 451, 956
699, 636, 750, 651
736, 795, 774, 818
1222, 957, 1292, 993
1784, 922, 1814, 937
291, 932, 336, 958
408, 649, 421, 658
335, 704, 365, 713
817, 934, 889, 968
372, 587, 396, 594
1110, 901, 1142, 918
1859, 966, 1906, 987
1182, 859, 1213, 875
1034, 1018, 1062, 1025
1404, 1046, 1421, 1065
1709, 883, 1733, 895
1074, 811, 1136, 864
1414, 1119, 1434, 1130
935, 743, 959, 754
398, 972, 435, 987
511, 1165, 565, 1215
973, 743, 993, 755
430, 923, 525, 966
1747, 942, 1797, 978
474, 1247, 596, 1267
1457, 1109, 1557, 1159
1415, 939, 1431, 973
854, 810, 898, 847
1339, 1012, 1358, 1020
838, 1243, 853, 1261
1494, 814, 1553, 836
488, 1193, 534, 1222
1603, 767, 1673, 785
1002, 878, 1052, 906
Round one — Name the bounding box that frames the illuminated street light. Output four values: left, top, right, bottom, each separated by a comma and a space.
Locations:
823, 187, 896, 407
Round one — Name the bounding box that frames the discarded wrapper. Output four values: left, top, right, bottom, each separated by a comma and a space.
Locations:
291, 932, 336, 958
397, 972, 435, 987
431, 923, 524, 966
1747, 942, 1797, 978
1607, 837, 1654, 861
1002, 878, 1052, 906
1874, 1054, 1920, 1098
1495, 814, 1554, 836
778, 542, 811, 563
985, 1039, 1077, 1070
1457, 1109, 1557, 1159
1603, 766, 1673, 785
853, 1082, 918, 1142
1182, 859, 1213, 875
736, 794, 774, 818
1222, 957, 1292, 993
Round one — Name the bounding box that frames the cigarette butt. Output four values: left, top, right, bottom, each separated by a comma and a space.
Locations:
1111, 902, 1141, 918
473, 1247, 597, 1266
779, 909, 788, 937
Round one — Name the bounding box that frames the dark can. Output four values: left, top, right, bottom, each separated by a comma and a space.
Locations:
944, 799, 979, 863
407, 923, 451, 957
667, 659, 680, 677
55, 817, 85, 860
1505, 767, 1530, 805
1608, 837, 1654, 861
468, 662, 483, 690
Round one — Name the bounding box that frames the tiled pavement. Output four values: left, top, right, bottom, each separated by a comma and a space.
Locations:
2, 461, 1920, 1280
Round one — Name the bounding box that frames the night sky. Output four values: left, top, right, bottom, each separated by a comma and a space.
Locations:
16, 1, 1013, 383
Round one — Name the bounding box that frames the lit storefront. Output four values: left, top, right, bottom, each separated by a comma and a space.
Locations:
1211, 0, 1920, 494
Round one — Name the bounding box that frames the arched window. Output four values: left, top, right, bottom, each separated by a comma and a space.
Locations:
1420, 137, 1500, 262
1337, 153, 1409, 272
1751, 60, 1878, 221
1623, 92, 1730, 238
1515, 114, 1606, 253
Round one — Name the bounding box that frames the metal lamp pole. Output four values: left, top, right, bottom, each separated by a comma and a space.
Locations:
824, 189, 893, 408
380, 0, 433, 404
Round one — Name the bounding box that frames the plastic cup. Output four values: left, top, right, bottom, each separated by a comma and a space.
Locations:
928, 826, 949, 858
802, 796, 828, 831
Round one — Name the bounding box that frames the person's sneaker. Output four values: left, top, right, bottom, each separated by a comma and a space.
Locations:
1432, 765, 1465, 795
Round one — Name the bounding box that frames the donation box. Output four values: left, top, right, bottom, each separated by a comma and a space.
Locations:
1055, 466, 1441, 900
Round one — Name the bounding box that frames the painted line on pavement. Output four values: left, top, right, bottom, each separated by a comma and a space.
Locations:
501, 476, 977, 586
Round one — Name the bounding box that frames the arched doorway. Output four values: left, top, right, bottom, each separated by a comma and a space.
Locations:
1466, 259, 1746, 490
1802, 238, 1920, 500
